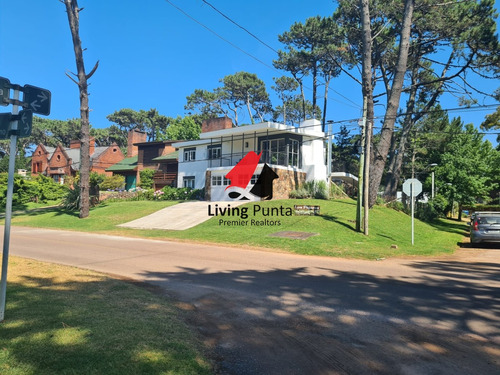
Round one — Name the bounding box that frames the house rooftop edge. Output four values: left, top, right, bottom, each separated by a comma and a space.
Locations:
172, 119, 324, 149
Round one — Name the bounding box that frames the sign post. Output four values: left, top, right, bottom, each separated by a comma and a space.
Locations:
0, 89, 20, 322
402, 178, 422, 245
0, 77, 50, 321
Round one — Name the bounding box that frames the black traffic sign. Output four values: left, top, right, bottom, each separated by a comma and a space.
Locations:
0, 113, 11, 139
23, 84, 51, 115
0, 77, 10, 106
16, 109, 33, 138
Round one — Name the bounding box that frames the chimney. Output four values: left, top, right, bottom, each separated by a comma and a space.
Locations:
90, 137, 95, 155
202, 117, 233, 133
127, 129, 147, 157
70, 140, 80, 149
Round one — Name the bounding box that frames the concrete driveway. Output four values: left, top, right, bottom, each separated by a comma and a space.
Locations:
118, 201, 243, 230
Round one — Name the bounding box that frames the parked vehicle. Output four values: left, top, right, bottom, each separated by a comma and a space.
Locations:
470, 212, 500, 244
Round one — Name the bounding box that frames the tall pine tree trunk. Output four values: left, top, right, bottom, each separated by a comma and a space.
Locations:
368, 0, 415, 207
63, 0, 99, 218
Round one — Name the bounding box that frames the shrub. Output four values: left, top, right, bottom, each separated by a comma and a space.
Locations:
289, 188, 310, 199
329, 183, 347, 199
387, 200, 406, 213
90, 172, 105, 188
430, 195, 448, 216
62, 185, 81, 211
289, 180, 329, 200
100, 175, 125, 191
159, 186, 201, 201
314, 180, 328, 200
34, 174, 67, 202
0, 173, 67, 206
139, 169, 155, 189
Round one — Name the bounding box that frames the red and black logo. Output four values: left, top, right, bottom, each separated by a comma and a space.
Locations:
225, 151, 278, 200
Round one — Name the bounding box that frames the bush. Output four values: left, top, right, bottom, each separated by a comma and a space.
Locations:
289, 188, 310, 199
329, 183, 348, 199
139, 169, 155, 189
289, 181, 329, 200
100, 175, 125, 191
90, 172, 105, 188
387, 200, 406, 213
314, 180, 329, 199
0, 173, 67, 206
34, 174, 67, 202
62, 185, 81, 211
157, 186, 202, 201
429, 194, 448, 217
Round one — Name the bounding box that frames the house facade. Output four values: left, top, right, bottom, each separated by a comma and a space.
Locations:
106, 130, 179, 190
31, 138, 124, 184
173, 117, 326, 201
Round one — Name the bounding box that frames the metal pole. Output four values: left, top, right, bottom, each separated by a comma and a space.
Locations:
431, 171, 435, 199
411, 183, 415, 245
0, 89, 19, 321
327, 121, 332, 197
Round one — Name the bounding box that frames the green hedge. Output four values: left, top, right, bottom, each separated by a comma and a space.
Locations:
0, 173, 67, 206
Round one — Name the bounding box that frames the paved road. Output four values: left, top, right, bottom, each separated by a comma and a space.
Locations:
5, 226, 500, 374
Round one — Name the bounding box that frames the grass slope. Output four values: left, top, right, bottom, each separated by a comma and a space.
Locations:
163, 199, 465, 259
5, 199, 467, 259
0, 257, 211, 375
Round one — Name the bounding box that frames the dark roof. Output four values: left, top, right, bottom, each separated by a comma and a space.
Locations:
134, 140, 182, 146
106, 155, 138, 172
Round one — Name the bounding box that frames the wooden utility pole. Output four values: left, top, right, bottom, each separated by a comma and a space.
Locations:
363, 101, 371, 236
357, 0, 373, 234
62, 0, 99, 218
356, 115, 365, 232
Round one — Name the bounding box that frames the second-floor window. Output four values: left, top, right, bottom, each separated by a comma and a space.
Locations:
289, 139, 299, 167
208, 145, 222, 160
184, 148, 196, 162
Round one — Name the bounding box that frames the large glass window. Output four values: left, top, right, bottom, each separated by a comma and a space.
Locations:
261, 138, 299, 167
261, 138, 286, 165
289, 139, 299, 167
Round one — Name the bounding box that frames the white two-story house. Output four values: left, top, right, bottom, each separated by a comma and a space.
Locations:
172, 117, 327, 201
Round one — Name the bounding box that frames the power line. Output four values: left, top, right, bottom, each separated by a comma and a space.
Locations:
164, 0, 362, 111
201, 0, 279, 54
163, 0, 274, 70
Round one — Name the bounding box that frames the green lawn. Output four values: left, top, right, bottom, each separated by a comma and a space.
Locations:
0, 257, 212, 375
5, 199, 468, 259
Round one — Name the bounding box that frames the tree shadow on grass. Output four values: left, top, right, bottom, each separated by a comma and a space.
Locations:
1, 274, 211, 375
139, 260, 500, 375
428, 218, 469, 236
320, 214, 357, 231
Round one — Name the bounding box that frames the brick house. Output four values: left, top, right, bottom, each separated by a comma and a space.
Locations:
31, 138, 125, 184
106, 130, 179, 190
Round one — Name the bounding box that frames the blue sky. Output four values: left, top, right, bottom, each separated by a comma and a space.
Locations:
0, 0, 499, 145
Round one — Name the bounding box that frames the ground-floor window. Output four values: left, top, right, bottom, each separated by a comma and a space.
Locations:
183, 176, 195, 188
52, 174, 64, 185
211, 175, 223, 186
212, 175, 231, 186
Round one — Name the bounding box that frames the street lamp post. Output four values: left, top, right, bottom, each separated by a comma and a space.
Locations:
429, 163, 438, 199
